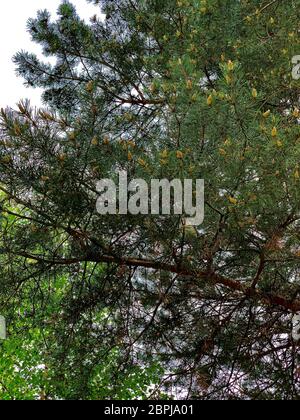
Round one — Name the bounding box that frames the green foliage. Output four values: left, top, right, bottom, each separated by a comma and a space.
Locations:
0, 329, 46, 400
0, 0, 300, 400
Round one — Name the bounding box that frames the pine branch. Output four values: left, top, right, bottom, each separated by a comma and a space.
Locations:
13, 250, 300, 313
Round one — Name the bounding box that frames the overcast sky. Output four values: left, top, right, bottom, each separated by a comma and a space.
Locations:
0, 0, 100, 109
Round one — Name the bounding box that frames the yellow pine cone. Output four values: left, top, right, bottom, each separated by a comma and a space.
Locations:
128, 140, 136, 148
228, 196, 238, 205
138, 158, 147, 167
293, 108, 299, 118
227, 60, 235, 71
207, 95, 213, 106
160, 149, 168, 159
86, 81, 94, 93
1, 155, 12, 164
186, 79, 193, 90
294, 169, 300, 180
252, 88, 258, 99
225, 75, 232, 85
103, 136, 110, 145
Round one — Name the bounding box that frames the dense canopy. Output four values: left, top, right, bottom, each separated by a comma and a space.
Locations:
0, 0, 300, 400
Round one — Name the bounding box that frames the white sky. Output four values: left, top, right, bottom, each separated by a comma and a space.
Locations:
0, 0, 100, 109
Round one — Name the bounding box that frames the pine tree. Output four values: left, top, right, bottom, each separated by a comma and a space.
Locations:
0, 0, 300, 399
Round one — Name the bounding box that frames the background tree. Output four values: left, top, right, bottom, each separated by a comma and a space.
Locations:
0, 0, 300, 399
